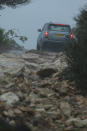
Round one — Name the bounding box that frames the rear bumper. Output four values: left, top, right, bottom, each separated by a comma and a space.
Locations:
41, 39, 71, 49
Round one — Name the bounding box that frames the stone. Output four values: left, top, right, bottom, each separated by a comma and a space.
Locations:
46, 111, 61, 119
44, 104, 53, 110
59, 81, 69, 94
60, 102, 71, 117
57, 86, 68, 95
5, 83, 15, 89
9, 120, 16, 126
3, 110, 15, 118
14, 109, 22, 115
35, 108, 45, 112
54, 55, 67, 72
66, 118, 87, 128
0, 50, 87, 130
0, 92, 19, 106
39, 92, 47, 98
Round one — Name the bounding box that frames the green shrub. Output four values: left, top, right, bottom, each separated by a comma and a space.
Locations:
66, 7, 87, 91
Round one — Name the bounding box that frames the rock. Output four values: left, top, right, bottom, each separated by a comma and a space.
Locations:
3, 110, 15, 118
46, 111, 61, 119
0, 51, 87, 130
59, 81, 69, 95
82, 119, 87, 127
0, 54, 24, 77
39, 92, 47, 98
35, 108, 45, 112
37, 68, 57, 78
5, 83, 15, 89
9, 120, 16, 126
66, 118, 87, 128
60, 102, 71, 117
14, 109, 22, 115
4, 66, 25, 78
18, 106, 34, 116
3, 111, 9, 116
25, 62, 39, 71
53, 81, 69, 96
75, 95, 85, 104
54, 54, 67, 72
0, 92, 19, 106
44, 105, 53, 110
59, 87, 68, 94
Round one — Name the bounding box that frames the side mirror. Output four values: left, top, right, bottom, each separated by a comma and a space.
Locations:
38, 29, 42, 32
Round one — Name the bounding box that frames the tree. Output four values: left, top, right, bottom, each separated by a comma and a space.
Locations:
66, 6, 87, 91
0, 28, 27, 45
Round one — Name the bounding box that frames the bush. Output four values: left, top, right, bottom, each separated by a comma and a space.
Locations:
0, 28, 27, 45
0, 28, 9, 44
66, 7, 87, 91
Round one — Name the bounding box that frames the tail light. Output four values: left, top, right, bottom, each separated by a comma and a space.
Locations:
45, 32, 48, 37
70, 34, 74, 39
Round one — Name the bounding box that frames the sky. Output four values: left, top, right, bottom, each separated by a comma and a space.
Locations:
0, 0, 87, 49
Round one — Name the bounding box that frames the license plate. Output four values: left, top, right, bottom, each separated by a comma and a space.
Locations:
56, 34, 64, 37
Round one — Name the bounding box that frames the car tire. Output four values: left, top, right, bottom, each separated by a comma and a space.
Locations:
40, 44, 47, 52
40, 45, 44, 51
37, 44, 40, 50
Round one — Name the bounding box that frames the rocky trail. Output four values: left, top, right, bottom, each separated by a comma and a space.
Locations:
0, 50, 87, 131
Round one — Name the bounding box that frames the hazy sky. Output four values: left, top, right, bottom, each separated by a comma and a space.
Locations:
0, 0, 87, 49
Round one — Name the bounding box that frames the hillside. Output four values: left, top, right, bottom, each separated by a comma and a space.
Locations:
0, 50, 86, 131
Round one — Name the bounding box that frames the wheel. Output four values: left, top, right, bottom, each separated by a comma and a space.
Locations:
37, 44, 40, 50
40, 44, 47, 52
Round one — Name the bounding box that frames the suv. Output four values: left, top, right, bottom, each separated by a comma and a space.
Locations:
37, 22, 74, 51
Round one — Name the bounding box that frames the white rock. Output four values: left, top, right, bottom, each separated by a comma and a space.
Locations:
0, 92, 19, 106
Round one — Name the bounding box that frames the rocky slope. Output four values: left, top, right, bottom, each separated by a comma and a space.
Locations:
0, 50, 87, 131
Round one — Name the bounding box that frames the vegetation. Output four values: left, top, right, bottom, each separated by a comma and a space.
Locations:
0, 27, 27, 45
0, 0, 31, 8
66, 6, 87, 91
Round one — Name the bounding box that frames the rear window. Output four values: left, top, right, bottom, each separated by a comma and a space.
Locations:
49, 24, 71, 32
